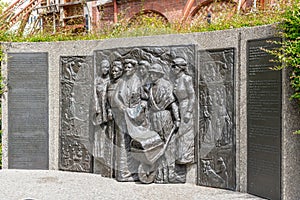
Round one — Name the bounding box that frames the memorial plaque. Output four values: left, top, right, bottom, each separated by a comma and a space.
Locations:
8, 52, 49, 169
197, 49, 236, 190
59, 56, 93, 173
59, 45, 197, 183
92, 45, 196, 183
247, 38, 281, 200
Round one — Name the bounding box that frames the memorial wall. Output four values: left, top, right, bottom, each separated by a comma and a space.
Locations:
1, 25, 299, 200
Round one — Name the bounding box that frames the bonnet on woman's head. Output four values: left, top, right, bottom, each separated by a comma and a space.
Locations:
139, 60, 150, 68
172, 57, 189, 73
172, 57, 187, 67
124, 58, 138, 65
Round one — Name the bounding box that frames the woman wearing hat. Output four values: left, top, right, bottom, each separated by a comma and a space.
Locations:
171, 58, 195, 165
148, 63, 181, 183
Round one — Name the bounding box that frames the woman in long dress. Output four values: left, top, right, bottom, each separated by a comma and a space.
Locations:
93, 59, 112, 177
94, 60, 111, 159
171, 58, 195, 164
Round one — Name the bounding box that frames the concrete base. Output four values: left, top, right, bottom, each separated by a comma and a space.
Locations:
0, 170, 264, 200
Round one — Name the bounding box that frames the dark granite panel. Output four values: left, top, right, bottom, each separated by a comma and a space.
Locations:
247, 37, 282, 200
8, 52, 49, 169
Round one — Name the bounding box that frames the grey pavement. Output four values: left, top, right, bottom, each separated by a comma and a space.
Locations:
0, 170, 265, 200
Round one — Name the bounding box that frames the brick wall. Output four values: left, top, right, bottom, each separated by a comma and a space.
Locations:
92, 0, 243, 29
117, 0, 188, 21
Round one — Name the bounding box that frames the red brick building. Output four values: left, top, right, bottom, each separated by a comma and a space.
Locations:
89, 0, 257, 30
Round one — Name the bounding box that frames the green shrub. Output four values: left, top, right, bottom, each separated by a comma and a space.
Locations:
266, 1, 300, 134
280, 1, 300, 107
271, 1, 300, 102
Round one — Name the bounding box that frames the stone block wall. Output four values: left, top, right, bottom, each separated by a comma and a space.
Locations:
1, 25, 299, 200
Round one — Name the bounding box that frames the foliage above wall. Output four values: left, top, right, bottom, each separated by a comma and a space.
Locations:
0, 1, 296, 42
268, 1, 300, 133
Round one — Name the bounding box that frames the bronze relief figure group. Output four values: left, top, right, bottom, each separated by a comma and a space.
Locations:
59, 46, 235, 189
93, 48, 196, 184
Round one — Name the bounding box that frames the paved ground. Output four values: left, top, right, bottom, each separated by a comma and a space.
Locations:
0, 170, 265, 200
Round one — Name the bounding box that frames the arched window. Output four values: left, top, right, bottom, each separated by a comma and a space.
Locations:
128, 10, 168, 27
190, 0, 237, 26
